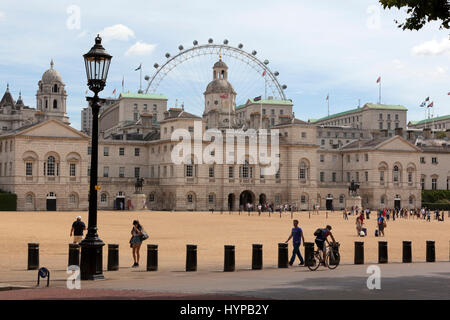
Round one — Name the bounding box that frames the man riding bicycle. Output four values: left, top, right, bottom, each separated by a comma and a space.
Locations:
314, 225, 336, 263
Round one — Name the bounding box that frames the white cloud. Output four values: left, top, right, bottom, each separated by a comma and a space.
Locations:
125, 41, 156, 56
412, 37, 450, 56
98, 24, 135, 42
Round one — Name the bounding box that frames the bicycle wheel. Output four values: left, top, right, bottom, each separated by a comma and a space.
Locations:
326, 250, 340, 270
307, 251, 320, 271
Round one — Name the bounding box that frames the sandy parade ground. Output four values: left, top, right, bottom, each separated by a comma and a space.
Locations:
0, 209, 448, 277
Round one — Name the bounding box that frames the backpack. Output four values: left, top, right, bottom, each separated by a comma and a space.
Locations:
314, 228, 323, 237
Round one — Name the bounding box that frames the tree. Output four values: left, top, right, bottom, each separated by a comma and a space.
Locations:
379, 0, 450, 30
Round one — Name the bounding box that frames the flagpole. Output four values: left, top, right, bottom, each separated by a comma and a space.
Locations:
327, 94, 330, 117
379, 81, 381, 104
140, 63, 142, 92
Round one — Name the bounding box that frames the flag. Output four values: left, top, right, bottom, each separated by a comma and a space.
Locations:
254, 96, 262, 101
427, 102, 433, 108
122, 77, 124, 88
262, 71, 266, 77
112, 89, 116, 95
376, 76, 381, 83
135, 64, 142, 71
448, 92, 450, 95
220, 94, 228, 99
326, 94, 329, 101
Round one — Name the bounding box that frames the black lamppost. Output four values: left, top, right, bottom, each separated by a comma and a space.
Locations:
80, 35, 112, 280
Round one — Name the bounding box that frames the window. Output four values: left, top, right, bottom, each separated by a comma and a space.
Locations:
379, 114, 383, 120
100, 194, 107, 203
299, 162, 307, 179
186, 163, 193, 177
347, 155, 350, 163
301, 195, 306, 204
356, 154, 359, 162
332, 172, 336, 182
408, 172, 412, 183
379, 122, 383, 130
26, 162, 33, 176
395, 114, 399, 120
26, 194, 33, 204
409, 196, 414, 205
280, 109, 284, 115
241, 161, 250, 178
393, 165, 399, 182
69, 163, 76, 177
187, 194, 193, 203
228, 166, 234, 178
381, 196, 385, 205
339, 195, 344, 204
365, 171, 368, 182
119, 148, 124, 156
209, 167, 214, 178
104, 147, 109, 156
188, 127, 194, 133
149, 194, 155, 202
432, 178, 437, 190
275, 169, 280, 180
356, 172, 359, 182
135, 148, 140, 156
320, 155, 324, 162
365, 154, 368, 162
88, 146, 91, 155
69, 194, 76, 204
347, 172, 351, 182
421, 177, 425, 190
320, 172, 324, 182
432, 157, 438, 164
208, 194, 214, 203
387, 114, 391, 120
134, 167, 140, 178
119, 167, 125, 178
53, 100, 58, 109
47, 156, 55, 176
321, 139, 325, 146
420, 157, 425, 164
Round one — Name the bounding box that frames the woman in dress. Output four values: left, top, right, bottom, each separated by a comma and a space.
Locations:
130, 220, 144, 267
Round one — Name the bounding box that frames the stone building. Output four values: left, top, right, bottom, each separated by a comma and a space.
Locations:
1, 58, 449, 211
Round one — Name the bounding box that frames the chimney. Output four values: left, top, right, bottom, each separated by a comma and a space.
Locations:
394, 127, 403, 137
380, 129, 388, 137
423, 127, 431, 139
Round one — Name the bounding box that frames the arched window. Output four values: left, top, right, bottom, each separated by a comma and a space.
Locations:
299, 161, 308, 180
53, 100, 58, 109
47, 156, 55, 176
393, 165, 399, 182
26, 194, 33, 204
53, 84, 58, 93
149, 193, 155, 202
100, 193, 107, 203
187, 194, 193, 203
339, 195, 345, 204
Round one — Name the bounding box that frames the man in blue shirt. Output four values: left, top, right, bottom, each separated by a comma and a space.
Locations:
285, 220, 305, 266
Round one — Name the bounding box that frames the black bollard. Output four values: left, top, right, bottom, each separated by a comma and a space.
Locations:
354, 241, 364, 264
304, 242, 315, 267
426, 241, 435, 262
378, 241, 388, 264
309, 211, 311, 219
224, 245, 235, 272
68, 243, 80, 267
252, 244, 263, 270
27, 243, 39, 270
278, 243, 288, 268
146, 244, 158, 271
107, 244, 119, 271
402, 241, 412, 263
186, 244, 197, 272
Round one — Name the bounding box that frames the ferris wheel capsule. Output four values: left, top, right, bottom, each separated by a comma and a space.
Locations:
282, 85, 287, 90
144, 75, 150, 81
238, 43, 243, 49
208, 38, 213, 44
165, 53, 170, 58
153, 63, 159, 69
274, 71, 279, 76
264, 59, 269, 65
178, 45, 184, 51
193, 40, 198, 46
252, 50, 257, 55
223, 39, 229, 45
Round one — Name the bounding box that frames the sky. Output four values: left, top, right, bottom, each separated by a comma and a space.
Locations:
0, 0, 448, 130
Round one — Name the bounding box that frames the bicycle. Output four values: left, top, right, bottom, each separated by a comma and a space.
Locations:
307, 242, 340, 271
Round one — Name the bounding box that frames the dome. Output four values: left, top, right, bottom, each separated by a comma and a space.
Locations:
41, 60, 63, 84
213, 59, 228, 69
204, 79, 236, 95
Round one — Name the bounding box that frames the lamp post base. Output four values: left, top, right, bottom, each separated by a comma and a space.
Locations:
80, 238, 105, 280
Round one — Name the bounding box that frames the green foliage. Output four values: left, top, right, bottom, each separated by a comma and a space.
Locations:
422, 190, 450, 203
422, 202, 450, 210
0, 191, 17, 211
379, 0, 450, 30
435, 131, 447, 139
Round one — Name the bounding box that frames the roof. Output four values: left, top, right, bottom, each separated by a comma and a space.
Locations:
119, 93, 168, 100
236, 99, 293, 110
161, 110, 201, 121
310, 103, 407, 123
409, 114, 450, 126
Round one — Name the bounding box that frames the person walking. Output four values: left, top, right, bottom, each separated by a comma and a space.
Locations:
356, 214, 362, 236
129, 220, 146, 268
285, 220, 305, 266
70, 216, 86, 244
377, 213, 385, 237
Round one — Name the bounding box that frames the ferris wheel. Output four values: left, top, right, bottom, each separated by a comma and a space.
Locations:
143, 39, 288, 114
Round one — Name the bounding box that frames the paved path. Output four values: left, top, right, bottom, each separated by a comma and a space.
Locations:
0, 262, 449, 299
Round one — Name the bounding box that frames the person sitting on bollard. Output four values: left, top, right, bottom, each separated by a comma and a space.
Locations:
285, 220, 305, 266
70, 216, 86, 244
314, 225, 336, 264
129, 220, 146, 268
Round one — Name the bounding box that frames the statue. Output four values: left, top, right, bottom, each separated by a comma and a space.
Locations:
134, 177, 144, 193
348, 180, 360, 197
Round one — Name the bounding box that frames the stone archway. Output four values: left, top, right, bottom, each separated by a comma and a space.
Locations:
259, 193, 267, 205
228, 193, 235, 211
240, 190, 255, 208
